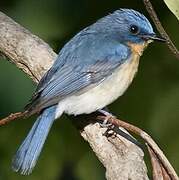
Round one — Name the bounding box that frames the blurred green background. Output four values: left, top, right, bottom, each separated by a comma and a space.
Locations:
0, 0, 179, 179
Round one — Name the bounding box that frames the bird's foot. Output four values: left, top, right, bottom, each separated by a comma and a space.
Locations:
98, 109, 115, 128
97, 109, 117, 137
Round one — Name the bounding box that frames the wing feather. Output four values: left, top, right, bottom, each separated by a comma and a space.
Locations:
26, 32, 130, 114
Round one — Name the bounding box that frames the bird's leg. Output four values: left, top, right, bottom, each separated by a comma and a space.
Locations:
98, 108, 114, 117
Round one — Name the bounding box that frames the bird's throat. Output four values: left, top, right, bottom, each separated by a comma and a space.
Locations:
127, 42, 149, 56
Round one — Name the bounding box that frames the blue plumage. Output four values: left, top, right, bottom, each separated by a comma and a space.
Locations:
12, 9, 165, 175
12, 106, 56, 175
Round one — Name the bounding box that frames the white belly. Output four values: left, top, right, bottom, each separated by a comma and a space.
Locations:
55, 55, 140, 118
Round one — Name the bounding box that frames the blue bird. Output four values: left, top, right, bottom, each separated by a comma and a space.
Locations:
12, 9, 165, 175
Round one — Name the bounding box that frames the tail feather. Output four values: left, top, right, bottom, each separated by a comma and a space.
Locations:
12, 105, 57, 175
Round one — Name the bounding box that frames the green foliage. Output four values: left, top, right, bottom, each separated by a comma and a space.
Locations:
164, 0, 179, 20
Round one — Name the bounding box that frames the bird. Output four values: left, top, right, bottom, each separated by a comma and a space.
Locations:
12, 8, 165, 175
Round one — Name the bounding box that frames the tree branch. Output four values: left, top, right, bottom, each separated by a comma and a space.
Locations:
143, 0, 179, 60
97, 116, 178, 180
0, 11, 149, 179
0, 111, 28, 126
0, 11, 57, 82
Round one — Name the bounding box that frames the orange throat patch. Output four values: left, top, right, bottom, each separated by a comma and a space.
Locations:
127, 41, 149, 56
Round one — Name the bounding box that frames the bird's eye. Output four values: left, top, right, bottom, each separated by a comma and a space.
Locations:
130, 25, 139, 35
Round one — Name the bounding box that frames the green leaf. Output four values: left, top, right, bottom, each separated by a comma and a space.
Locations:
164, 0, 179, 20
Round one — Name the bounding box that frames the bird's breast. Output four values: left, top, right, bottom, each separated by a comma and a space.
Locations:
56, 53, 140, 117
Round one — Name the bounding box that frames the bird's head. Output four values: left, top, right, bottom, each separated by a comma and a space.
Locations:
93, 9, 165, 45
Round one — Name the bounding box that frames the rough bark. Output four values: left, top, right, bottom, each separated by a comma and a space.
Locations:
0, 11, 149, 180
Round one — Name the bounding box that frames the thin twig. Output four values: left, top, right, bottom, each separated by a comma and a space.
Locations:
0, 111, 28, 126
143, 0, 179, 59
147, 144, 170, 180
97, 116, 179, 180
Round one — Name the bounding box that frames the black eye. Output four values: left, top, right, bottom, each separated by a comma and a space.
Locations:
130, 25, 139, 35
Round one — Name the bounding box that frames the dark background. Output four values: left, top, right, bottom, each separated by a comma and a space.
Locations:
0, 0, 179, 179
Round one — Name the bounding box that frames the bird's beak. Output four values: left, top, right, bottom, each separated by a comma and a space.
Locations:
139, 33, 166, 42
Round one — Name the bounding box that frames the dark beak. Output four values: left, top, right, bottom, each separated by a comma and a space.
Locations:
139, 33, 166, 42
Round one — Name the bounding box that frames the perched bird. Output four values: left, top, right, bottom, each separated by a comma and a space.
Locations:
12, 9, 165, 175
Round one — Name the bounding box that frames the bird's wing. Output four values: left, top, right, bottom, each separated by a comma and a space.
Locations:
26, 34, 129, 113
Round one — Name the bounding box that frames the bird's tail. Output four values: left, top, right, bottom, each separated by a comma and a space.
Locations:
12, 105, 57, 175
